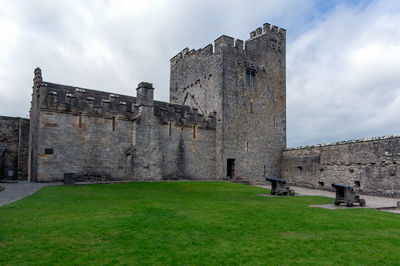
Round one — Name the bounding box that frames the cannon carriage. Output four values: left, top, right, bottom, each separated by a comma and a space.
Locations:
331, 183, 366, 207
266, 177, 295, 196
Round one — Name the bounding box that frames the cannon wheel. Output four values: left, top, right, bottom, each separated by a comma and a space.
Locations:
359, 199, 366, 207
289, 190, 295, 196
346, 202, 354, 207
277, 190, 283, 196
334, 200, 340, 206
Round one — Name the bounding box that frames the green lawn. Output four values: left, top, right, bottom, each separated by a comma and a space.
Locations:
1, 182, 399, 265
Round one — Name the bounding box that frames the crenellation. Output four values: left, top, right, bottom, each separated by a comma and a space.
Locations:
214, 35, 234, 52
263, 23, 271, 33
235, 39, 244, 49
255, 27, 262, 36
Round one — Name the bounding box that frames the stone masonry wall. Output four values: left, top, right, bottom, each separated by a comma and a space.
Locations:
0, 116, 29, 180
221, 24, 286, 183
170, 23, 286, 183
282, 136, 400, 197
132, 83, 216, 181
34, 78, 138, 182
31, 70, 217, 182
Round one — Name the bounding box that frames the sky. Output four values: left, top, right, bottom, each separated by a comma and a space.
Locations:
0, 0, 399, 147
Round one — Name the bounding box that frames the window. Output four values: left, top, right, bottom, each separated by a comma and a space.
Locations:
250, 102, 253, 113
44, 148, 54, 155
245, 68, 256, 88
168, 123, 172, 136
192, 125, 197, 139
78, 112, 83, 128
112, 116, 116, 131
246, 142, 249, 152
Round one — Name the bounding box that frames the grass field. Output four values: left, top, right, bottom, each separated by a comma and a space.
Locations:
1, 181, 399, 265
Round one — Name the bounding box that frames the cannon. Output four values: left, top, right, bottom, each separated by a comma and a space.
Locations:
266, 177, 295, 196
331, 183, 366, 207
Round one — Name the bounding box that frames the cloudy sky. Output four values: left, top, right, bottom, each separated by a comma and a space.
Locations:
0, 0, 399, 147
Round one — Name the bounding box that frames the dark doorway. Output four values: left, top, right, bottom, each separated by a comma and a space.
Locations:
227, 159, 236, 179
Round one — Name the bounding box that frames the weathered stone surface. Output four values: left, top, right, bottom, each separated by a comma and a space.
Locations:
28, 69, 217, 182
0, 116, 29, 180
170, 24, 286, 183
282, 137, 400, 197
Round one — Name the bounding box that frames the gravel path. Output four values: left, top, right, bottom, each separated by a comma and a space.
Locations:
0, 181, 60, 207
257, 184, 400, 214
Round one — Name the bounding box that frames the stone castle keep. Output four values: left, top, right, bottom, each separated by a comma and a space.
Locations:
1, 23, 399, 197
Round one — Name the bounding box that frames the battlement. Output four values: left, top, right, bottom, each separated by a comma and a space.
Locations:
170, 42, 214, 65
170, 22, 285, 66
40, 81, 138, 119
36, 73, 215, 128
154, 101, 216, 129
249, 23, 286, 40
286, 134, 400, 151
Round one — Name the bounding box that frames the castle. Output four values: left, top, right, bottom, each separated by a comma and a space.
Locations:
1, 23, 399, 197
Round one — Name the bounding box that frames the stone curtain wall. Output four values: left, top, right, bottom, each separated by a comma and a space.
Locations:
31, 70, 217, 182
33, 77, 138, 182
154, 102, 216, 180
0, 116, 29, 180
132, 83, 217, 181
37, 111, 133, 182
282, 136, 400, 197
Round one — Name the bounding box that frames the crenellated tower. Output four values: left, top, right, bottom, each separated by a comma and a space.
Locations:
170, 23, 286, 183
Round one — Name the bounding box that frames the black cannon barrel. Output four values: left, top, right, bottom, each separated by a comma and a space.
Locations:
331, 183, 353, 190
266, 177, 286, 184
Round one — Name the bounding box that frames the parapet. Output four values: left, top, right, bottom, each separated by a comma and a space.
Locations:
285, 134, 400, 151
248, 23, 286, 40
170, 22, 285, 66
170, 43, 215, 66
154, 101, 216, 130
40, 81, 138, 119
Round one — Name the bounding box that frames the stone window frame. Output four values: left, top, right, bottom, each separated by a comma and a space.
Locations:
245, 68, 256, 88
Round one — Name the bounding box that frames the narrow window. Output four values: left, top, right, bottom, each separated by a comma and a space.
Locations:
245, 68, 256, 88
192, 125, 197, 139
44, 148, 54, 155
354, 181, 361, 187
168, 123, 172, 136
318, 181, 324, 187
250, 102, 253, 113
78, 112, 83, 128
246, 142, 249, 152
112, 116, 116, 131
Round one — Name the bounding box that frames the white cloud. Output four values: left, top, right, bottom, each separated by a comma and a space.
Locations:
287, 0, 400, 146
1, 0, 400, 147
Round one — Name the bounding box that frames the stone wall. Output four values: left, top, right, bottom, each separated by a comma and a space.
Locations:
282, 136, 400, 197
221, 24, 286, 183
170, 23, 286, 183
0, 116, 29, 180
132, 83, 216, 181
30, 70, 217, 182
